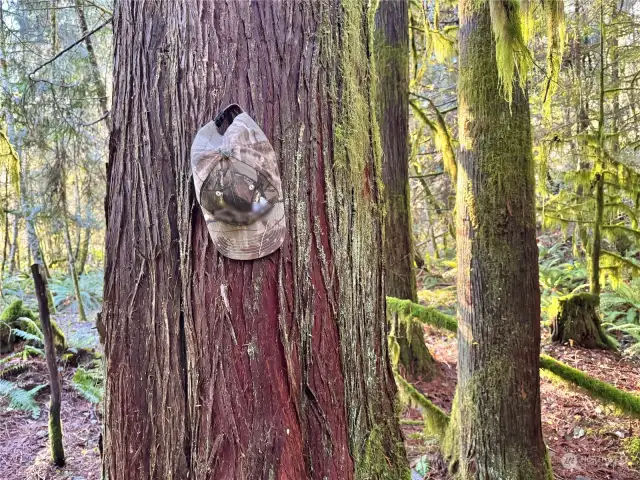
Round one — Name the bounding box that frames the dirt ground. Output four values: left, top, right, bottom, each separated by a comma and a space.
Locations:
2, 315, 639, 479
0, 361, 101, 480
402, 325, 640, 480
0, 312, 101, 480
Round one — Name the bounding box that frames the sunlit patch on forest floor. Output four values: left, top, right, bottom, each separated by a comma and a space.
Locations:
402, 325, 640, 480
0, 314, 101, 480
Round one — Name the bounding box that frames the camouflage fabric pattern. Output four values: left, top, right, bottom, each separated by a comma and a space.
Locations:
191, 112, 286, 260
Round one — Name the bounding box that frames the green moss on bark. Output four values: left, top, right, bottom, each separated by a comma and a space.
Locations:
48, 403, 65, 466
331, 0, 409, 477
395, 373, 449, 438
1, 300, 66, 352
440, 391, 460, 475
398, 316, 435, 378
356, 422, 411, 480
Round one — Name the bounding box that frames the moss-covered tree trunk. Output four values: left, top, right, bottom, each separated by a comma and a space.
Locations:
75, 226, 90, 276
7, 213, 19, 274
102, 1, 408, 479
375, 0, 415, 303
453, 1, 551, 478
375, 0, 433, 379
31, 264, 65, 467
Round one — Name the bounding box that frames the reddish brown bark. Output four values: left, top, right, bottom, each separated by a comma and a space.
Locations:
103, 1, 407, 479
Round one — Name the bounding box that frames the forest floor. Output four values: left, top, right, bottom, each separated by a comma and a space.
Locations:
0, 312, 101, 480
402, 325, 640, 480
2, 313, 640, 479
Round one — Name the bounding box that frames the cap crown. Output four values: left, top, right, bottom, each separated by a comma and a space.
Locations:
199, 145, 279, 225
190, 105, 286, 260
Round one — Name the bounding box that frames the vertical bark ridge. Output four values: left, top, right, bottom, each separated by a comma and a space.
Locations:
104, 1, 406, 479
454, 0, 550, 478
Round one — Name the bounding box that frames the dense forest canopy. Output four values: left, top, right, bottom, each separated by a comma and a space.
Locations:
1, 0, 640, 479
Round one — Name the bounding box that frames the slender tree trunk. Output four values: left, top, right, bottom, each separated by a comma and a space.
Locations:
102, 2, 408, 479
1, 8, 19, 277
375, 0, 433, 378
31, 263, 65, 467
57, 154, 88, 321
590, 3, 606, 297
63, 221, 87, 321
19, 151, 55, 311
73, 175, 81, 260
76, 226, 91, 275
7, 214, 18, 274
1, 172, 8, 276
74, 0, 111, 131
452, 1, 550, 478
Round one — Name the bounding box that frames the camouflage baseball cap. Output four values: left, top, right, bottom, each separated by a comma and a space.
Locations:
191, 104, 286, 260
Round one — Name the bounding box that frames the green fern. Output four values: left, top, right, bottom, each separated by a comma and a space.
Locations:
49, 271, 103, 312
72, 367, 103, 404
0, 361, 29, 379
12, 328, 44, 346
0, 379, 42, 418
601, 279, 640, 347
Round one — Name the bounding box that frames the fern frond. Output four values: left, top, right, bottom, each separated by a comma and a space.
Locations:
0, 361, 29, 379
72, 367, 103, 404
0, 379, 41, 418
12, 328, 44, 346
16, 317, 43, 338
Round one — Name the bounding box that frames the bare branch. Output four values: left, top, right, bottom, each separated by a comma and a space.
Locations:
28, 16, 112, 78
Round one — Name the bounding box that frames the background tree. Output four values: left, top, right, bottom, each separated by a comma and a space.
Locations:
102, 1, 407, 478
451, 0, 551, 477
376, 0, 434, 378
0, 0, 111, 313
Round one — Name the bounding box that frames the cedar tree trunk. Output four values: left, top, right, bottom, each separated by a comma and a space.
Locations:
102, 1, 408, 479
453, 0, 551, 478
375, 0, 433, 379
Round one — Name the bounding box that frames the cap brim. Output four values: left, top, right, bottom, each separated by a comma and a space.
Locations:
203, 201, 286, 260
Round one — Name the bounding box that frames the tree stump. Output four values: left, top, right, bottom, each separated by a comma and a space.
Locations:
551, 293, 615, 349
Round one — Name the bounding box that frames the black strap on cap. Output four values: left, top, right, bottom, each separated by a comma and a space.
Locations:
214, 104, 244, 134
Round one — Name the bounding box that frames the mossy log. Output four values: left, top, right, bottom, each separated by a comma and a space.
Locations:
540, 355, 640, 417
0, 300, 66, 353
550, 293, 615, 349
387, 297, 458, 333
389, 299, 640, 416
